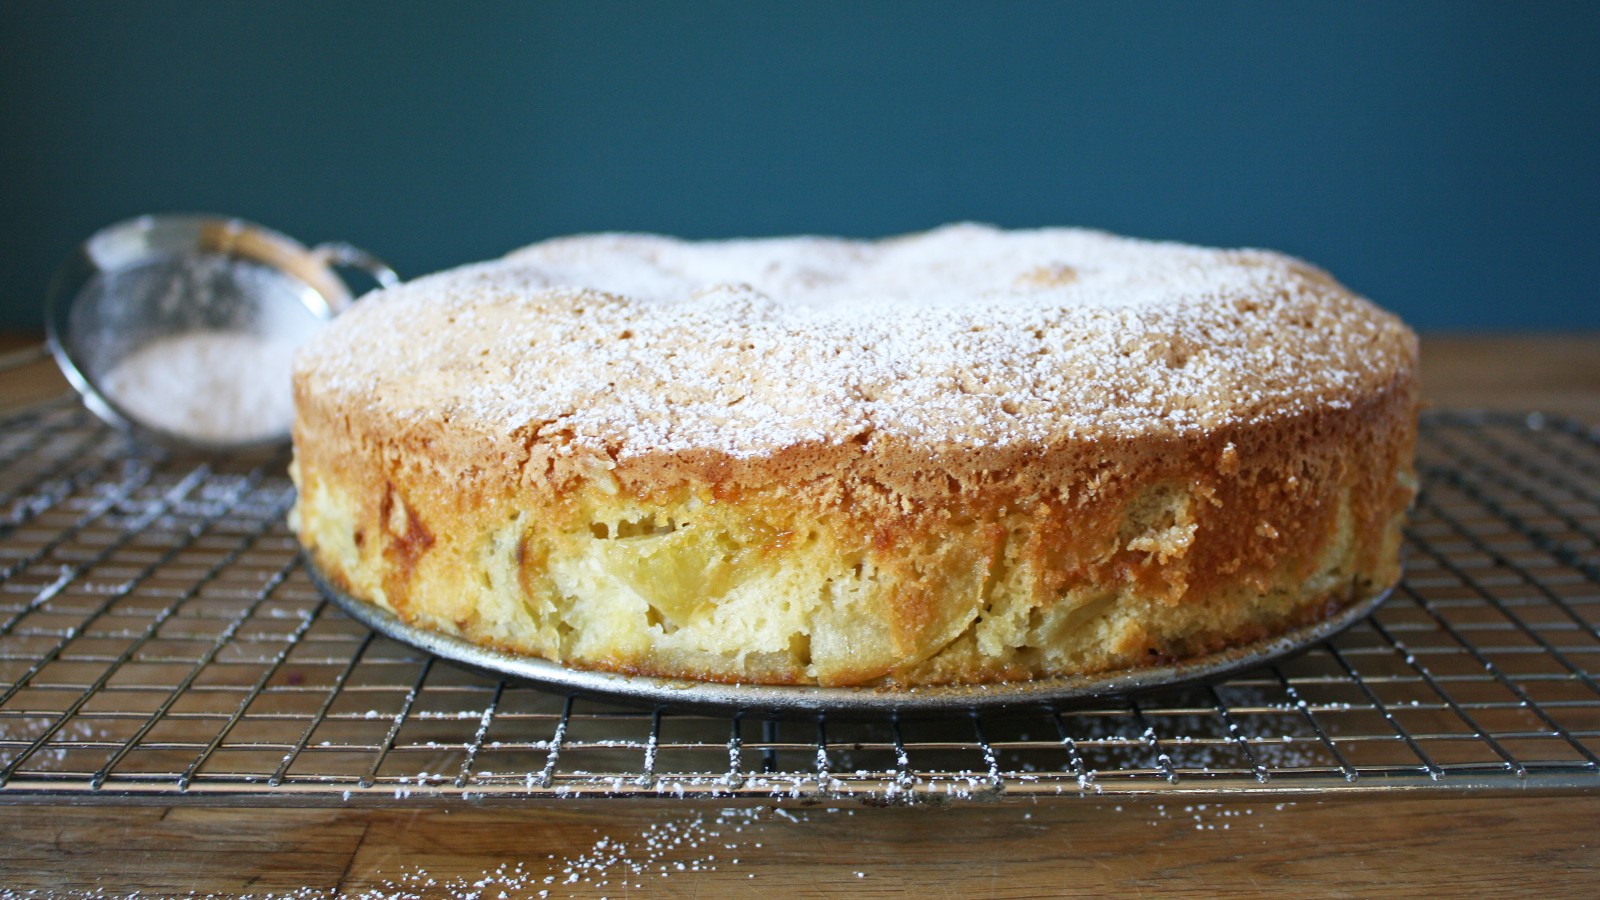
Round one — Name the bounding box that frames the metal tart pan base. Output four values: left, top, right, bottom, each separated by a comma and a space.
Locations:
307, 556, 1391, 718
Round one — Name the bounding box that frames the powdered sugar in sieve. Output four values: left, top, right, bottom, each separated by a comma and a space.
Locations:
99, 330, 304, 444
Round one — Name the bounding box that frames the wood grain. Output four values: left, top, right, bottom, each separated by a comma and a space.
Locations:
1420, 333, 1600, 423
0, 342, 68, 416
1, 797, 1596, 897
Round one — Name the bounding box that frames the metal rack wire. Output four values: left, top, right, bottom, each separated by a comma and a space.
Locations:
1, 382, 1597, 804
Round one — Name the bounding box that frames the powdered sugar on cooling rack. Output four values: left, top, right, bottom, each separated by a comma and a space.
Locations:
296, 224, 1413, 458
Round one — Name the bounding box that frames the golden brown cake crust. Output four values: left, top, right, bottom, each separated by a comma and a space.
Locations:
290, 225, 1419, 687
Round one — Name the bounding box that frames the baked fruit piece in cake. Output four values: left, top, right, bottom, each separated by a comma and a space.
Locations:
289, 224, 1418, 687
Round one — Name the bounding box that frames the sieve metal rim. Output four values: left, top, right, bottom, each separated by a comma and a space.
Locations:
43, 213, 396, 454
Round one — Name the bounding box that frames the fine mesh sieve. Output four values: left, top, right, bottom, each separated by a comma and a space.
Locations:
44, 214, 397, 453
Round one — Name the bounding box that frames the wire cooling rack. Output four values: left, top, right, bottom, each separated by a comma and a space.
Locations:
0, 389, 1597, 805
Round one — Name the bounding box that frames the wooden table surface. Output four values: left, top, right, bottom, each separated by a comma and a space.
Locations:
1, 333, 1597, 897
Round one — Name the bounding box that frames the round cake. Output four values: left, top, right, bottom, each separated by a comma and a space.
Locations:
289, 224, 1419, 687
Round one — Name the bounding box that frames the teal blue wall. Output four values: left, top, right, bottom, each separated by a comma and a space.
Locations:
2, 2, 1597, 330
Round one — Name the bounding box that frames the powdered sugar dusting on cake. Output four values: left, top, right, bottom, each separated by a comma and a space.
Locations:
296, 224, 1414, 459
504, 224, 1240, 314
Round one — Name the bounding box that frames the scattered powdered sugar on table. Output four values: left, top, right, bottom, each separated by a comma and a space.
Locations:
99, 331, 302, 444
0, 802, 1311, 898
